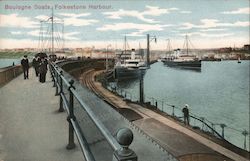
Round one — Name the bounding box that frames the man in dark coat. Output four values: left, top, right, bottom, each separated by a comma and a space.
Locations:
39, 58, 48, 83
21, 55, 29, 79
32, 56, 40, 77
182, 104, 190, 125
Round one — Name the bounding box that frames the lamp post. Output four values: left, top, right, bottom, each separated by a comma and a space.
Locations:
106, 44, 112, 71
146, 34, 157, 67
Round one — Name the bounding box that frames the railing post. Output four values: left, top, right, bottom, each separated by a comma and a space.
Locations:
242, 130, 248, 150
51, 64, 56, 87
58, 70, 64, 112
55, 67, 59, 96
66, 79, 76, 150
172, 105, 175, 116
200, 117, 205, 130
113, 128, 137, 161
220, 124, 226, 138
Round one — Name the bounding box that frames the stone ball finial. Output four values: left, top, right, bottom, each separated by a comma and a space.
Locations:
69, 79, 74, 85
116, 127, 133, 148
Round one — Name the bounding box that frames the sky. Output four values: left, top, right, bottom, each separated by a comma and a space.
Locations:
0, 0, 249, 50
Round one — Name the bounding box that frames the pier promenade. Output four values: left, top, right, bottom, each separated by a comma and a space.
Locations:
0, 70, 83, 161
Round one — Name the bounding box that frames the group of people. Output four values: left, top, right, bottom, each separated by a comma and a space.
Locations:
21, 55, 48, 83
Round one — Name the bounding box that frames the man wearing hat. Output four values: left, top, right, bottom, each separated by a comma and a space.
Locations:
182, 104, 190, 125
21, 55, 29, 79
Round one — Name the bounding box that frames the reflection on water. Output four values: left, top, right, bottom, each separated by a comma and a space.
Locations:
163, 64, 202, 73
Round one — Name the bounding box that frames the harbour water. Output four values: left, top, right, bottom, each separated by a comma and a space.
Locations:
112, 60, 250, 150
0, 59, 20, 68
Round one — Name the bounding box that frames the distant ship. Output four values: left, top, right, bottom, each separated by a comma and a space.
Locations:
162, 35, 201, 69
114, 48, 146, 79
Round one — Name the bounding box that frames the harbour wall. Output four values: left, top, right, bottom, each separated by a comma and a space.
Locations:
0, 65, 23, 87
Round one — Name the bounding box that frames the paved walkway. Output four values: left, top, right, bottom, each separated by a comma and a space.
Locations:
0, 70, 83, 161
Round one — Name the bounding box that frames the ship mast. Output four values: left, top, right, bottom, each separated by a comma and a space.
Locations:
51, 8, 54, 55
186, 34, 189, 55
124, 35, 127, 55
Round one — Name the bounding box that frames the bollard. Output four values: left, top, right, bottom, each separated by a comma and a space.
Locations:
66, 80, 76, 150
113, 128, 137, 161
58, 70, 64, 112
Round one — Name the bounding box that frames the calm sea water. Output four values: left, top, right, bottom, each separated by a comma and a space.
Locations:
114, 60, 250, 150
0, 59, 20, 68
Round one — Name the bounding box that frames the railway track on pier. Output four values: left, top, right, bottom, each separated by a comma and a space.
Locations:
79, 69, 103, 97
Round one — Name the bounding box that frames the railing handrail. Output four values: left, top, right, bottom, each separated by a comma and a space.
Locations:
49, 61, 137, 161
51, 61, 121, 149
189, 115, 224, 139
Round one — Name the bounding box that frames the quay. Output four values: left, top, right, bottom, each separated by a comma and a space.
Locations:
0, 59, 249, 161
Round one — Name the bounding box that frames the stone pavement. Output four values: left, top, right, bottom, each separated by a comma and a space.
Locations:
0, 69, 83, 161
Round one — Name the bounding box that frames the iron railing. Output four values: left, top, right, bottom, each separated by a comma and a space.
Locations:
49, 61, 137, 161
105, 83, 249, 151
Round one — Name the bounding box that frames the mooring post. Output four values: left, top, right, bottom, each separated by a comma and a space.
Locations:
55, 66, 59, 96
66, 79, 76, 149
113, 128, 137, 161
58, 70, 64, 112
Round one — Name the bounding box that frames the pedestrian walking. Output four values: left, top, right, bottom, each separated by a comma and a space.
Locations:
182, 104, 190, 125
32, 56, 40, 77
21, 55, 29, 79
39, 58, 48, 83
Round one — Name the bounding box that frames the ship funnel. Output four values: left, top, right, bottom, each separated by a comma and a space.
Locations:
131, 49, 136, 60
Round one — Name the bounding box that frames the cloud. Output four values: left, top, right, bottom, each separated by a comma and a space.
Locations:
64, 32, 80, 40
97, 22, 172, 37
221, 7, 250, 14
0, 14, 39, 28
180, 11, 192, 14
126, 32, 144, 37
35, 15, 50, 21
27, 29, 80, 40
103, 6, 178, 23
180, 19, 249, 29
200, 28, 228, 32
58, 13, 91, 18
56, 13, 98, 27
10, 31, 22, 35
178, 32, 234, 38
